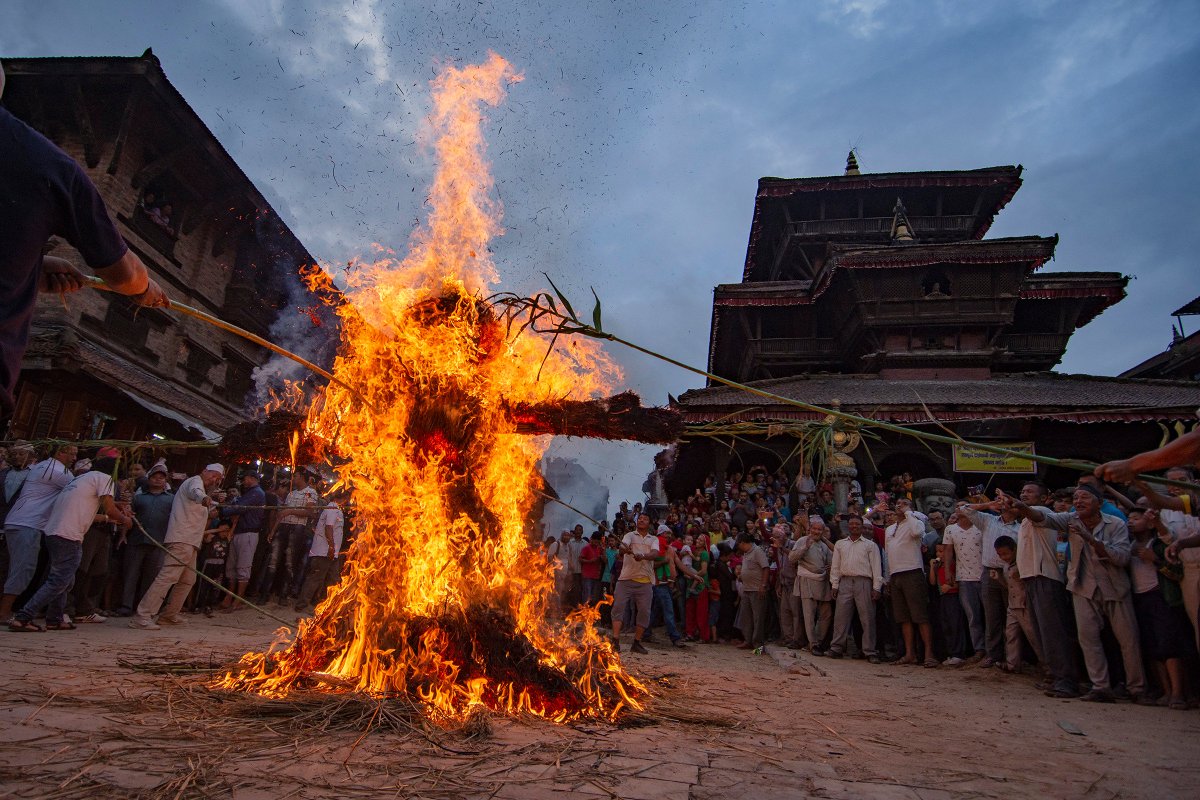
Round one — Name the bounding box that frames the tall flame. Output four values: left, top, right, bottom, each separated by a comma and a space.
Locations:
218, 54, 645, 722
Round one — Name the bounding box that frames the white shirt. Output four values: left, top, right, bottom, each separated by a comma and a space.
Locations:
617, 531, 659, 583
960, 508, 1018, 569
884, 512, 926, 576
309, 503, 344, 558
1162, 509, 1200, 567
164, 474, 211, 547
1016, 510, 1063, 583
43, 471, 115, 542
944, 523, 984, 582
4, 458, 72, 530
1129, 543, 1160, 595
278, 486, 320, 526
830, 536, 883, 591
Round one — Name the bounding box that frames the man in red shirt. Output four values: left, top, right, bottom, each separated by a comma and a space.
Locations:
579, 532, 604, 606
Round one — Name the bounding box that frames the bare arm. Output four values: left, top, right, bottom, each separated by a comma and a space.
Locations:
1096, 430, 1200, 483
99, 494, 132, 525
93, 250, 168, 307
1132, 479, 1186, 512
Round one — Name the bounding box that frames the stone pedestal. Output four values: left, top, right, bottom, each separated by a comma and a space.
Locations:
827, 452, 858, 515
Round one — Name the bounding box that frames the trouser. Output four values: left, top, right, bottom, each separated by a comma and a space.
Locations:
1005, 606, 1044, 670
938, 594, 969, 658
1072, 591, 1145, 694
684, 588, 710, 640
831, 576, 876, 656
119, 542, 165, 614
718, 590, 737, 638
15, 535, 81, 625
611, 580, 652, 630
195, 561, 226, 608
72, 527, 110, 616
259, 524, 307, 600
2, 525, 43, 596
983, 567, 1009, 661
652, 583, 682, 642
739, 589, 767, 647
295, 555, 339, 608
135, 542, 198, 620
957, 580, 986, 652
581, 576, 603, 606
1025, 576, 1080, 691
289, 534, 314, 597
800, 594, 832, 648
778, 589, 802, 644
566, 572, 583, 608
1181, 564, 1200, 652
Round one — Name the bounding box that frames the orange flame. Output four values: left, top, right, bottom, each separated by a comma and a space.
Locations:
217, 53, 644, 722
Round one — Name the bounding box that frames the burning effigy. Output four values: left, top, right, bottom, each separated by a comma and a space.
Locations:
216, 54, 654, 723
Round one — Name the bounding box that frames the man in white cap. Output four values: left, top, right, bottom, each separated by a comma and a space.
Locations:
130, 464, 223, 629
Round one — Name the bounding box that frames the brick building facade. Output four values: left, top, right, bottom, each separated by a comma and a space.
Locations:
2, 51, 338, 472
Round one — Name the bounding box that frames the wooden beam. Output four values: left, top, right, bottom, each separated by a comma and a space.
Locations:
69, 80, 100, 168
797, 244, 815, 279
106, 86, 143, 175
131, 142, 192, 190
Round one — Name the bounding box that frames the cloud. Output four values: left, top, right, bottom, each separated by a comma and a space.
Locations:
818, 0, 892, 38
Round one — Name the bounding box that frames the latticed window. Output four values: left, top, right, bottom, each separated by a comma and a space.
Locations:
103, 296, 151, 350
183, 342, 220, 388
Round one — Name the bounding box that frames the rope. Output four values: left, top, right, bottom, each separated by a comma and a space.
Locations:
130, 516, 296, 628
85, 276, 374, 410
536, 489, 602, 527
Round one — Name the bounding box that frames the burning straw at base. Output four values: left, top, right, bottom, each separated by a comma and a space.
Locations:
216, 53, 646, 722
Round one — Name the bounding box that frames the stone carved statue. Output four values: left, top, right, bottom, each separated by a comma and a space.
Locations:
913, 477, 957, 518
642, 448, 674, 518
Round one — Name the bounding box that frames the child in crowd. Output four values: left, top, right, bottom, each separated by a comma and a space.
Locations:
930, 542, 968, 665
994, 535, 1044, 674
1128, 507, 1194, 709
193, 522, 231, 615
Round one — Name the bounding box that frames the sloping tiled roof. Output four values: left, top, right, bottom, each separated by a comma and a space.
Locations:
676, 372, 1200, 423
744, 166, 1025, 280
804, 236, 1059, 303
826, 236, 1059, 271
1172, 295, 1200, 317
25, 324, 247, 434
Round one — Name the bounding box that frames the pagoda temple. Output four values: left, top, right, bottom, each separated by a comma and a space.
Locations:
670, 155, 1200, 500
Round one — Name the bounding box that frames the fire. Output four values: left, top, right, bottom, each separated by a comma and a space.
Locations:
217, 53, 646, 722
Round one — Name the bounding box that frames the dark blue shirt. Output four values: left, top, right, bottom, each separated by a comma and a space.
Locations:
131, 489, 174, 544
224, 485, 266, 532
0, 105, 128, 414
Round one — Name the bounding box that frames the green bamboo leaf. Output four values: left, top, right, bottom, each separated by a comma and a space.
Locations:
535, 291, 558, 315
590, 287, 604, 332
542, 273, 578, 322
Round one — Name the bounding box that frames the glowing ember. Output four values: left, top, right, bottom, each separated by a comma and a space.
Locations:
216, 53, 646, 722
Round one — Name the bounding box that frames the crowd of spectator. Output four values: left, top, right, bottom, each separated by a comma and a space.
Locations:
6, 436, 1200, 712
0, 442, 346, 633
543, 463, 1200, 710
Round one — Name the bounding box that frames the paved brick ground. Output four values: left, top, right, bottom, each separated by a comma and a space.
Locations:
1, 613, 1197, 798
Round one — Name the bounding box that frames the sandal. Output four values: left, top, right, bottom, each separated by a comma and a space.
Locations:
45, 620, 77, 631
923, 658, 940, 668
7, 619, 45, 632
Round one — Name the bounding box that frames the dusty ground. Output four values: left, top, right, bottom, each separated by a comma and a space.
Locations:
0, 612, 1197, 799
